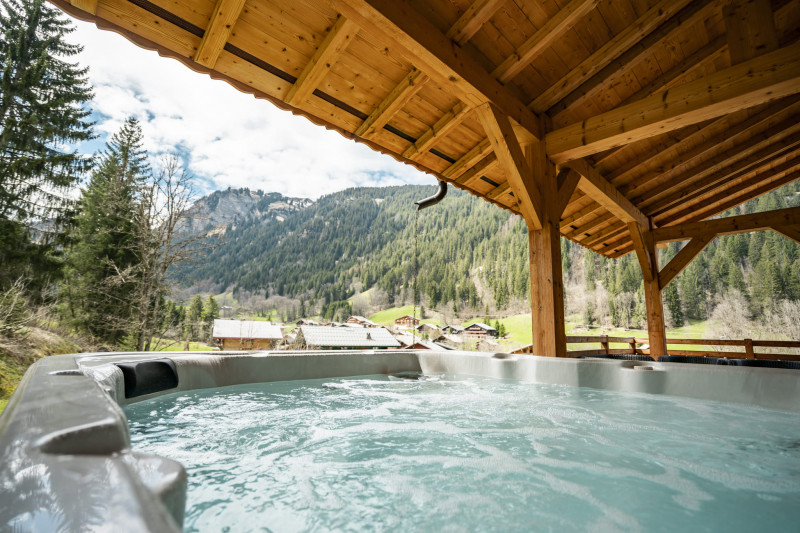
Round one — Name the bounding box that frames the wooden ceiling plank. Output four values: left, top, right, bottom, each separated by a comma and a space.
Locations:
723, 0, 778, 64
772, 225, 800, 244
446, 0, 506, 46
69, 0, 97, 14
566, 212, 614, 240
355, 68, 429, 139
560, 201, 601, 228
476, 103, 543, 227
556, 168, 581, 216
658, 234, 715, 288
546, 42, 800, 163
486, 182, 512, 200
403, 101, 471, 160
333, 0, 543, 139
491, 0, 597, 84
585, 223, 628, 249
194, 0, 248, 68
554, 0, 723, 120
565, 158, 649, 227
285, 16, 359, 106
653, 206, 800, 242
530, 0, 694, 113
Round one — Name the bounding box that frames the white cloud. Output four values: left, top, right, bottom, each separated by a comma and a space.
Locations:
70, 20, 432, 198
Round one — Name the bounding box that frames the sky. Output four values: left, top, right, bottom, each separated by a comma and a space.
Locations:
68, 18, 432, 199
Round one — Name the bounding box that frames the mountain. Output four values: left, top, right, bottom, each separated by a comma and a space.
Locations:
175, 182, 800, 327
181, 188, 313, 234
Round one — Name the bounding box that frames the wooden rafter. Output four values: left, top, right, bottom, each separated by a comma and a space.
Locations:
653, 206, 800, 242
491, 0, 597, 84
552, 0, 723, 119
453, 153, 498, 185
628, 222, 655, 282
355, 69, 429, 139
773, 225, 800, 244
402, 101, 471, 160
564, 158, 649, 227
445, 0, 505, 46
441, 138, 493, 179
285, 16, 359, 107
546, 42, 800, 163
69, 0, 97, 14
194, 0, 247, 69
333, 0, 543, 139
529, 0, 693, 113
476, 103, 543, 228
656, 157, 800, 226
658, 235, 715, 289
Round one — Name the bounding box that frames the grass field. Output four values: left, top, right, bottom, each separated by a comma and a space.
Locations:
151, 339, 215, 351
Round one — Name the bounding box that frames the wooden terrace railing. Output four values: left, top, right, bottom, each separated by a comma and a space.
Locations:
511, 336, 800, 361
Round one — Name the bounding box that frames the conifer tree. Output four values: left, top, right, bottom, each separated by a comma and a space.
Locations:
663, 282, 684, 328
0, 0, 93, 292
60, 119, 147, 343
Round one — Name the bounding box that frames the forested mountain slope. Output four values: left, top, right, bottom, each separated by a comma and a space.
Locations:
177, 182, 800, 327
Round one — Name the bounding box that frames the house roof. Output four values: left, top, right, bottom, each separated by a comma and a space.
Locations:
298, 325, 401, 348
466, 322, 497, 331
54, 0, 800, 260
212, 320, 284, 340
394, 315, 419, 321
347, 315, 378, 326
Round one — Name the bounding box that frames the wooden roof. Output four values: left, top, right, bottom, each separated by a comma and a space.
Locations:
54, 0, 800, 257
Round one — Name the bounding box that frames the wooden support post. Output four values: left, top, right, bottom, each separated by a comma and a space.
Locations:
629, 222, 668, 358
744, 338, 755, 359
526, 139, 567, 357
600, 336, 610, 355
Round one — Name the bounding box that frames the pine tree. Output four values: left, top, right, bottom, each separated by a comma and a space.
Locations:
663, 282, 684, 328
184, 294, 204, 340
59, 119, 147, 344
0, 0, 94, 293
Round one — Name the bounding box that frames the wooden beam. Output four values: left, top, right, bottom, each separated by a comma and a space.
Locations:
552, 0, 723, 119
285, 16, 359, 106
486, 182, 512, 200
193, 0, 247, 68
723, 0, 778, 65
556, 168, 581, 216
526, 142, 567, 358
402, 101, 471, 160
564, 158, 649, 227
629, 222, 655, 282
476, 103, 543, 228
69, 0, 97, 14
530, 0, 693, 113
653, 206, 800, 242
333, 0, 543, 139
772, 225, 800, 244
445, 0, 505, 46
659, 235, 715, 289
491, 0, 597, 84
355, 69, 429, 139
628, 222, 667, 357
546, 42, 800, 163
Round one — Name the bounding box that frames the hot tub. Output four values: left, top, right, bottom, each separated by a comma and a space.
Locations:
1, 350, 799, 531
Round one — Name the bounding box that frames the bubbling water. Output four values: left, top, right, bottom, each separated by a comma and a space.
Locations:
125, 375, 800, 533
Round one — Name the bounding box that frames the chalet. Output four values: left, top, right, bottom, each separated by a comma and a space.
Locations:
394, 315, 420, 328
212, 319, 284, 351
296, 319, 319, 326
463, 323, 498, 339
442, 325, 465, 334
415, 323, 440, 333
294, 326, 401, 350
346, 316, 378, 327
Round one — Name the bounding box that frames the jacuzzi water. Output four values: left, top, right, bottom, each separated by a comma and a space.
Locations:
125, 375, 800, 532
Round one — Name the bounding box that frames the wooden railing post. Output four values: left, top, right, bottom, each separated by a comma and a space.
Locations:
600, 336, 609, 355
744, 338, 755, 359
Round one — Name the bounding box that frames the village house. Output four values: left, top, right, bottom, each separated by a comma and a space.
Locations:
394, 315, 420, 328
462, 323, 498, 339
346, 315, 378, 327
212, 319, 284, 351
294, 325, 401, 350
442, 325, 465, 334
